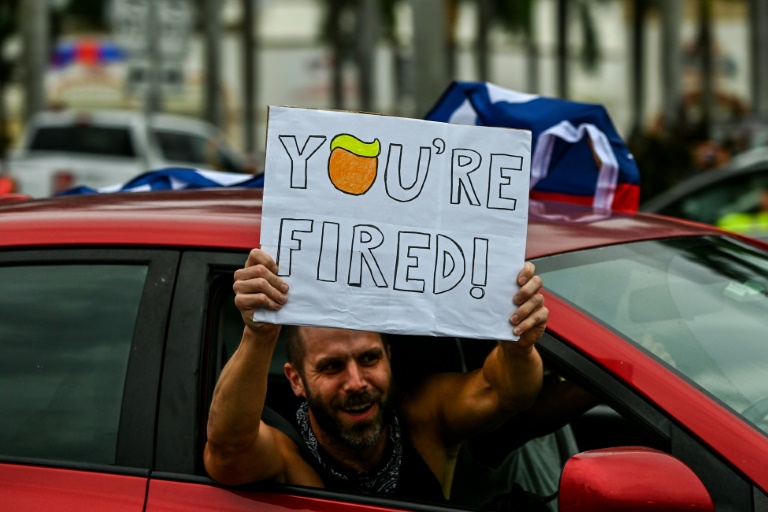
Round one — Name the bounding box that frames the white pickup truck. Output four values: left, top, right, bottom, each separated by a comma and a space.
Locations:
5, 110, 250, 197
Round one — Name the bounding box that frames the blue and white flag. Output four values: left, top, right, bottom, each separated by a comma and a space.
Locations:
426, 81, 640, 211
59, 168, 264, 195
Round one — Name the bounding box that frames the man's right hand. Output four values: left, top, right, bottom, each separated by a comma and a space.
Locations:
233, 248, 289, 337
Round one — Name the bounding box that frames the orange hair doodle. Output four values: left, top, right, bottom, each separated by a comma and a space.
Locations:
328, 134, 381, 195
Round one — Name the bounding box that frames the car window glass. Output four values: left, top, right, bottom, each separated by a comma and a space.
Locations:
0, 264, 147, 464
535, 236, 768, 437
29, 126, 136, 157
216, 147, 244, 173
661, 171, 768, 225
155, 130, 216, 167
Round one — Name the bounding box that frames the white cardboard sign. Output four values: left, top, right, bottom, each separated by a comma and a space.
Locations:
254, 106, 532, 340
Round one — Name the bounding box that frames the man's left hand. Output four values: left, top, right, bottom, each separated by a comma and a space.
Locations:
509, 262, 548, 348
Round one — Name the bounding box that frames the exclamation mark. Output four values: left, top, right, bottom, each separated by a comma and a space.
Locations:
470, 238, 488, 299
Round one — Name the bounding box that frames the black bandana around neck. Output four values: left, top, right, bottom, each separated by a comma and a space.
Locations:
296, 401, 403, 495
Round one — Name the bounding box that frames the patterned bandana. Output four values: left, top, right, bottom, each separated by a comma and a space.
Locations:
296, 401, 403, 495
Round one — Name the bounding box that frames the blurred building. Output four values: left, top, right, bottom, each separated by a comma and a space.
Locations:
3, 0, 757, 171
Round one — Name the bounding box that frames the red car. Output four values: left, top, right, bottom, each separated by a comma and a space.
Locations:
1, 188, 766, 511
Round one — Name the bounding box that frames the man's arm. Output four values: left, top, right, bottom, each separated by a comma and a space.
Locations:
402, 262, 548, 446
204, 249, 319, 486
463, 374, 599, 467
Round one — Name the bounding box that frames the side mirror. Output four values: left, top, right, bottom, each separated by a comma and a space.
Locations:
559, 447, 713, 512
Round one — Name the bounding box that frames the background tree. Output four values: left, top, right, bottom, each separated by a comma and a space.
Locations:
0, 0, 17, 161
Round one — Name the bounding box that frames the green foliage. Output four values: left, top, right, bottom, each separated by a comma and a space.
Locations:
493, 0, 536, 38
61, 0, 109, 30
0, 0, 17, 84
378, 0, 403, 44
491, 0, 607, 74
576, 0, 600, 72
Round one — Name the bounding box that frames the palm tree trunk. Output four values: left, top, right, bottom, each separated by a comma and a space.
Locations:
411, 0, 448, 116
661, 0, 683, 132
241, 0, 258, 157
750, 0, 768, 122
524, 31, 540, 94
328, 0, 345, 110
356, 0, 378, 112
21, 0, 48, 122
445, 0, 460, 79
476, 0, 492, 82
555, 0, 569, 98
697, 0, 715, 139
630, 0, 647, 138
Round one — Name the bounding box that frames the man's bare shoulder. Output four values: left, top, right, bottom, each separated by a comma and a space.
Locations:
269, 425, 325, 487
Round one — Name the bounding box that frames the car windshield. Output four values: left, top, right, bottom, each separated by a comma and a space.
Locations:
155, 129, 243, 173
535, 236, 768, 437
29, 125, 136, 157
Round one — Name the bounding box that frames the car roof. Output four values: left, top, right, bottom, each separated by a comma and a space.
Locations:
29, 109, 218, 134
0, 189, 720, 255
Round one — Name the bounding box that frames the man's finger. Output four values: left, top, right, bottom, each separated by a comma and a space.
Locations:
235, 262, 289, 292
234, 275, 288, 305
244, 248, 278, 274
510, 292, 545, 325
517, 262, 536, 286
235, 290, 285, 312
514, 275, 543, 306
513, 304, 549, 339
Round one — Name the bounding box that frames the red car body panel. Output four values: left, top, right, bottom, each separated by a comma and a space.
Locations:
0, 190, 263, 250
0, 190, 712, 253
0, 463, 147, 512
147, 480, 412, 512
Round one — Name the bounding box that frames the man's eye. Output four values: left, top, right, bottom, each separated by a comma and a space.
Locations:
320, 362, 341, 373
360, 354, 380, 365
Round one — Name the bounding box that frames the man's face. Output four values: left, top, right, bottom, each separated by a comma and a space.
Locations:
287, 327, 393, 450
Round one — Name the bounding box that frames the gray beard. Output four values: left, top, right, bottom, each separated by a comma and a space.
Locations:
306, 390, 386, 450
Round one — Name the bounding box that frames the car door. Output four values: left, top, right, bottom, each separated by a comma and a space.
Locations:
0, 248, 177, 511
145, 249, 764, 512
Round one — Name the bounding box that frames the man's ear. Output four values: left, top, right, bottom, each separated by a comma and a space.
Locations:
284, 362, 306, 398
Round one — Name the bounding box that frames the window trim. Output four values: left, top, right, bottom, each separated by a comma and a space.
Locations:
155, 250, 246, 475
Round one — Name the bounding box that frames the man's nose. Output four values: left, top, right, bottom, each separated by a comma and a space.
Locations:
344, 363, 368, 391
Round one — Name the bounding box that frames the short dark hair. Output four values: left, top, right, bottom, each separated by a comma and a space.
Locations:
283, 325, 305, 372
283, 326, 390, 375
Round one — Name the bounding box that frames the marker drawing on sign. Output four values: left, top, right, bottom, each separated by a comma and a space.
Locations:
317, 222, 340, 282
384, 144, 432, 202
451, 148, 482, 206
348, 224, 388, 288
432, 137, 446, 155
433, 234, 466, 295
393, 231, 432, 292
276, 218, 314, 277
487, 153, 524, 211
328, 134, 381, 195
470, 238, 489, 299
278, 135, 326, 189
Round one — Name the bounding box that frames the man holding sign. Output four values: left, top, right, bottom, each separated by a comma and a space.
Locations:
205, 250, 546, 501
204, 108, 547, 501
